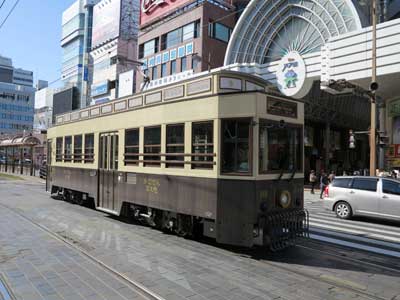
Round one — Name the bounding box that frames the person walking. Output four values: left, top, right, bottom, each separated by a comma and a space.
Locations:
309, 170, 317, 194
320, 172, 329, 199
328, 171, 335, 183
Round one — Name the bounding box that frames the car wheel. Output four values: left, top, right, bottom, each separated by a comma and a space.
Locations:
335, 201, 352, 219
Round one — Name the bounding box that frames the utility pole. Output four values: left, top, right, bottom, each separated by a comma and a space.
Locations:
370, 0, 377, 176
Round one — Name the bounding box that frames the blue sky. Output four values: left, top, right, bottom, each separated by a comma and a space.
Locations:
0, 0, 76, 86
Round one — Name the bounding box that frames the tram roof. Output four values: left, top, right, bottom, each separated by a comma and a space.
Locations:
53, 69, 295, 127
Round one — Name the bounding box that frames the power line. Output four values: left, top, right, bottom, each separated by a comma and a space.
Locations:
0, 0, 19, 30
0, 0, 6, 10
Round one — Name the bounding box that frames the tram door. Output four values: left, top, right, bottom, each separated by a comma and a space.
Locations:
98, 132, 119, 213
46, 139, 52, 191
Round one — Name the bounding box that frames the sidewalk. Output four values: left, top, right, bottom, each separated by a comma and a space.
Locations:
0, 171, 44, 184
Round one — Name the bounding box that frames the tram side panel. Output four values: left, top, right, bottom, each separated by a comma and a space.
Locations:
115, 173, 218, 220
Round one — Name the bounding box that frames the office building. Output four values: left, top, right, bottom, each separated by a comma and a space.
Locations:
34, 81, 54, 131
0, 55, 35, 135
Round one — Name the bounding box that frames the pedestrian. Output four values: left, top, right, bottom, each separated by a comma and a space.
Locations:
320, 172, 329, 199
328, 171, 335, 183
309, 170, 317, 194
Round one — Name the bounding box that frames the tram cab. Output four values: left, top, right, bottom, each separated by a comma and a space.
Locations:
47, 70, 307, 250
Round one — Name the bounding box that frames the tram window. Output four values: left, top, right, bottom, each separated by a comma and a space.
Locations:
73, 135, 82, 163
56, 137, 63, 162
192, 121, 214, 169
64, 136, 72, 162
125, 129, 139, 166
259, 121, 302, 173
166, 124, 184, 168
221, 119, 251, 174
84, 133, 94, 163
144, 126, 161, 167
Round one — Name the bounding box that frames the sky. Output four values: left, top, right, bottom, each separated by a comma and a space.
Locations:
0, 0, 76, 87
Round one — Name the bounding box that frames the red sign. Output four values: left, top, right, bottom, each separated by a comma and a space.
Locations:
140, 0, 187, 26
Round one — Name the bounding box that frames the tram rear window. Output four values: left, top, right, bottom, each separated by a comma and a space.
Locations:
221, 119, 251, 175
74, 135, 82, 163
192, 121, 214, 169
64, 136, 72, 162
125, 129, 139, 166
166, 124, 184, 168
84, 134, 94, 163
259, 121, 302, 173
144, 126, 161, 167
56, 137, 63, 162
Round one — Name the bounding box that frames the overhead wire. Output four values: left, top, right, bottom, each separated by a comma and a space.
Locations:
0, 0, 19, 30
0, 0, 6, 10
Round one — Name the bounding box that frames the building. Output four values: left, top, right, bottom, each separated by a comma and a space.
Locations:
61, 0, 100, 108
89, 0, 139, 104
52, 86, 80, 124
223, 0, 400, 174
136, 0, 239, 92
34, 81, 54, 131
0, 55, 35, 135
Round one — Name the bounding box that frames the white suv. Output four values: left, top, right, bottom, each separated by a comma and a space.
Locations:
323, 176, 400, 220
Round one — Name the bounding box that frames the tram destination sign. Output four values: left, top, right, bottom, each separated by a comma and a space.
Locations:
267, 97, 297, 118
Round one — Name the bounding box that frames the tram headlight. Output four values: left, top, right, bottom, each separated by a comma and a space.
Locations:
279, 191, 291, 208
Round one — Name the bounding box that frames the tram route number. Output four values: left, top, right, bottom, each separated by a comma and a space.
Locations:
144, 178, 160, 194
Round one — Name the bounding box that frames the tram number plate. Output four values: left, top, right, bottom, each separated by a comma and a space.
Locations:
126, 173, 137, 185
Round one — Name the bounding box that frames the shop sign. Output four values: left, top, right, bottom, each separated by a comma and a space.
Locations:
387, 145, 395, 157
267, 97, 298, 118
276, 51, 306, 98
141, 0, 191, 26
91, 81, 109, 97
389, 99, 400, 117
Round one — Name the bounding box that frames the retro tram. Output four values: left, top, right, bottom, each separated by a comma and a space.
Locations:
47, 70, 308, 250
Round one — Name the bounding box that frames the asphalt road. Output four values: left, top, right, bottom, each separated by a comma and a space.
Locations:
0, 178, 400, 300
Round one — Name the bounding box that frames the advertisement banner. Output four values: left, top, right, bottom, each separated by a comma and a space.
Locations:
92, 0, 121, 49
140, 0, 188, 26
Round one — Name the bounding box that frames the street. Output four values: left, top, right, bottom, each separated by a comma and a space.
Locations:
304, 191, 400, 258
0, 177, 400, 300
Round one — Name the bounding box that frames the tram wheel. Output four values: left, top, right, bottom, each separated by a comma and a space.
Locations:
176, 214, 193, 238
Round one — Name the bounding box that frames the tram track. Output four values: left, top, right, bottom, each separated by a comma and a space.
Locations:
0, 203, 166, 300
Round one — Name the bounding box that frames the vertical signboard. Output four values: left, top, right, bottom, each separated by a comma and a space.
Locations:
92, 0, 121, 49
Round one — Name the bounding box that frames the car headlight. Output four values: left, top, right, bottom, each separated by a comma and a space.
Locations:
279, 191, 291, 208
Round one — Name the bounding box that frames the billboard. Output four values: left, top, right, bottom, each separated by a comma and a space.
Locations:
140, 0, 190, 26
92, 0, 121, 49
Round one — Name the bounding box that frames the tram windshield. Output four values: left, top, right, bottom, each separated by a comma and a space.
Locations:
259, 121, 302, 173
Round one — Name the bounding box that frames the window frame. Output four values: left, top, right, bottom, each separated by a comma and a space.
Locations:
144, 126, 161, 167
191, 121, 214, 170
382, 179, 400, 195
351, 178, 378, 192
221, 118, 253, 176
181, 57, 187, 72
73, 135, 83, 163
64, 136, 72, 162
84, 133, 94, 163
166, 123, 185, 168
56, 137, 63, 162
124, 128, 139, 166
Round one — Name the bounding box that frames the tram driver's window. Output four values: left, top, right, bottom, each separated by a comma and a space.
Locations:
192, 121, 214, 169
259, 121, 302, 173
64, 136, 72, 162
144, 126, 161, 167
221, 119, 251, 175
56, 137, 63, 162
166, 124, 184, 168
125, 129, 139, 166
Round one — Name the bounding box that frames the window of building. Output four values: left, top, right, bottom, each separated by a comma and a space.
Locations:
152, 66, 158, 80
259, 121, 302, 173
161, 63, 167, 77
192, 121, 214, 169
181, 57, 187, 72
166, 124, 184, 168
74, 135, 82, 163
161, 20, 200, 50
183, 22, 195, 41
125, 128, 139, 166
221, 119, 251, 174
140, 38, 159, 58
382, 179, 400, 195
64, 136, 72, 162
144, 126, 161, 166
351, 178, 377, 192
171, 60, 176, 74
84, 133, 94, 163
208, 22, 232, 43
192, 56, 199, 70
56, 137, 63, 162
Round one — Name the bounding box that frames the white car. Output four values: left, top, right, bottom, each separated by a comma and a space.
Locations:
323, 176, 400, 221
